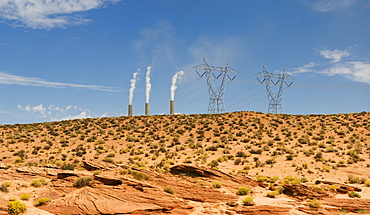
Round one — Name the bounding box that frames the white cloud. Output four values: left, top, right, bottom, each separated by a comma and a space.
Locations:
18, 104, 47, 117
319, 49, 351, 63
290, 62, 317, 74
322, 61, 370, 83
60, 111, 90, 120
0, 71, 120, 92
310, 0, 357, 12
19, 103, 93, 120
0, 0, 121, 29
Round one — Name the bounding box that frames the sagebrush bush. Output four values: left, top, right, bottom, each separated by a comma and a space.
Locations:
212, 182, 222, 188
0, 181, 11, 193
31, 178, 48, 187
131, 171, 150, 181
236, 187, 251, 195
348, 191, 361, 198
242, 197, 255, 206
307, 198, 321, 208
163, 186, 176, 194
34, 197, 52, 207
266, 190, 279, 198
61, 163, 75, 171
20, 193, 31, 201
73, 176, 92, 188
7, 200, 27, 215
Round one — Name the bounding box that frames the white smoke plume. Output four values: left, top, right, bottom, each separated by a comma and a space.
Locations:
170, 70, 184, 101
129, 69, 140, 105
145, 66, 152, 103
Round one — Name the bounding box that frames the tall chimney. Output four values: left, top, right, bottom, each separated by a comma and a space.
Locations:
170, 101, 175, 115
145, 103, 150, 116
128, 105, 133, 117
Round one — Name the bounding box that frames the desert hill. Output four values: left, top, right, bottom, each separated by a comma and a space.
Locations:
0, 111, 369, 214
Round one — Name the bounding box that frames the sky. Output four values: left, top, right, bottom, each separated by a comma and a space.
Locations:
0, 0, 369, 124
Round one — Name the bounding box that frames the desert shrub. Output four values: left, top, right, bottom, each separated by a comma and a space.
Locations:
93, 169, 102, 176
212, 182, 222, 188
364, 181, 370, 187
265, 157, 276, 165
282, 175, 301, 184
0, 181, 11, 192
234, 158, 242, 165
31, 178, 48, 187
348, 174, 362, 184
286, 154, 294, 160
61, 163, 75, 170
34, 197, 52, 207
256, 176, 267, 182
20, 193, 31, 201
348, 191, 361, 198
7, 200, 27, 215
236, 187, 251, 195
131, 170, 150, 181
307, 198, 321, 208
242, 197, 255, 206
266, 190, 279, 198
73, 176, 92, 188
163, 186, 176, 194
328, 185, 337, 191
268, 176, 279, 183
102, 157, 115, 164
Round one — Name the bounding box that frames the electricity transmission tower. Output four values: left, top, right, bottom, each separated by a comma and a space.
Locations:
255, 66, 294, 114
194, 58, 238, 114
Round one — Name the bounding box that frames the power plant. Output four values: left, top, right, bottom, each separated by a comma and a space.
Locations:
170, 100, 175, 115
128, 104, 133, 117
126, 60, 293, 117
145, 103, 150, 116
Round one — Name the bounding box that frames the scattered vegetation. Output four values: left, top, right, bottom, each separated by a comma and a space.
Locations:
163, 186, 176, 194
236, 187, 251, 195
34, 197, 52, 207
73, 176, 93, 188
7, 200, 27, 215
242, 196, 255, 206
30, 178, 49, 187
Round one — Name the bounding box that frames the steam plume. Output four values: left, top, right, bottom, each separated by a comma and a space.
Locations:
145, 66, 152, 103
170, 70, 184, 101
129, 69, 139, 105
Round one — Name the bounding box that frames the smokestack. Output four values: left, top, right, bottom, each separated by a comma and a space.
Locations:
170, 100, 175, 115
145, 103, 150, 116
128, 105, 133, 117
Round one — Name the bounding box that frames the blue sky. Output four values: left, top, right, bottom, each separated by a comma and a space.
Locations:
0, 0, 369, 124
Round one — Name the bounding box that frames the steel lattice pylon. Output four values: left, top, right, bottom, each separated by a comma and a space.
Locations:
194, 58, 238, 114
255, 66, 294, 114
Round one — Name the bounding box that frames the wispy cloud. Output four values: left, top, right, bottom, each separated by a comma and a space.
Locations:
18, 104, 92, 120
321, 61, 370, 83
18, 104, 47, 117
290, 48, 370, 84
0, 0, 121, 29
319, 49, 351, 63
310, 0, 357, 12
0, 71, 120, 92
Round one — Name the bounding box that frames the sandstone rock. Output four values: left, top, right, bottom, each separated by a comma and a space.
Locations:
230, 205, 292, 215
82, 160, 117, 171
322, 198, 370, 213
283, 184, 331, 200
57, 172, 79, 179
316, 180, 362, 193
94, 175, 122, 186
